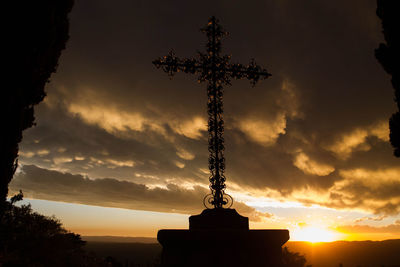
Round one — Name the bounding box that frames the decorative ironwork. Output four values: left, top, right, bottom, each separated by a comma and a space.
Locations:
153, 16, 271, 209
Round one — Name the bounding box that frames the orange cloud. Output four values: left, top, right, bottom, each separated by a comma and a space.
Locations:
326, 121, 389, 159
238, 113, 286, 146
293, 152, 335, 176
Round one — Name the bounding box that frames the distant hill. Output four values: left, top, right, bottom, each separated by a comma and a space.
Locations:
285, 239, 400, 267
84, 241, 161, 266
82, 237, 400, 267
82, 236, 157, 243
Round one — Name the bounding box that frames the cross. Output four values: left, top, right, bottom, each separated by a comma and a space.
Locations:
153, 16, 271, 209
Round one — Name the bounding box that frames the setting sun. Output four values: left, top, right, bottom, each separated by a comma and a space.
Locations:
291, 226, 342, 243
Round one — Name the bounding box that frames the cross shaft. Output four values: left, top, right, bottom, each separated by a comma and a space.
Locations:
153, 16, 271, 209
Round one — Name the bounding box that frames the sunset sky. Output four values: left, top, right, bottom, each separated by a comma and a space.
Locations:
9, 0, 400, 242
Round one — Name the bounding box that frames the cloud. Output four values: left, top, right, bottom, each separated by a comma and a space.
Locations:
354, 215, 387, 223
173, 116, 207, 140
19, 151, 35, 158
293, 152, 335, 176
53, 157, 74, 165
19, 100, 400, 217
232, 201, 274, 222
176, 147, 196, 161
336, 223, 400, 234
326, 121, 390, 159
238, 113, 286, 146
68, 102, 149, 133
18, 102, 210, 186
326, 129, 370, 159
106, 159, 135, 168
48, 86, 207, 142
14, 0, 400, 220
264, 165, 400, 217
299, 167, 400, 215
235, 79, 302, 146
370, 121, 390, 142
338, 168, 400, 188
37, 149, 50, 156
10, 165, 269, 221
68, 97, 207, 141
174, 161, 185, 169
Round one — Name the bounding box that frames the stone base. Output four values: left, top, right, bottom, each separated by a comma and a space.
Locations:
158, 229, 289, 267
158, 209, 289, 267
189, 208, 249, 230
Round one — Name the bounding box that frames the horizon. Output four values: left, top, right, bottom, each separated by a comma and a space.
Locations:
80, 235, 400, 243
18, 198, 400, 242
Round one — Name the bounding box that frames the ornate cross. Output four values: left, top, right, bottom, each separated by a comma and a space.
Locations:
153, 16, 271, 209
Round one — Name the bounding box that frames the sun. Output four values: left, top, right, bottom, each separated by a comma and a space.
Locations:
291, 225, 341, 242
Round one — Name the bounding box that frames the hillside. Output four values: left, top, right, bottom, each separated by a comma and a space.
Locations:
83, 237, 400, 267
285, 240, 400, 267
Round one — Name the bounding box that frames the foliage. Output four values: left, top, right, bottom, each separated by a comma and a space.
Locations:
375, 0, 400, 157
0, 196, 89, 266
282, 247, 311, 267
0, 192, 134, 266
1, 0, 73, 204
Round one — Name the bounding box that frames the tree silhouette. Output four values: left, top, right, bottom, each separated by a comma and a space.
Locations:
281, 247, 311, 267
0, 195, 90, 266
375, 0, 400, 157
1, 0, 73, 206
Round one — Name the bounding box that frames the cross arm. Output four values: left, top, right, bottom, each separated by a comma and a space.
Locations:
153, 51, 203, 77
226, 59, 271, 86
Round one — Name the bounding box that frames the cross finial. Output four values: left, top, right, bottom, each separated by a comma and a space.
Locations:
153, 17, 271, 209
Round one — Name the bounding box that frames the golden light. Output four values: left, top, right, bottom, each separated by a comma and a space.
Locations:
291, 225, 341, 243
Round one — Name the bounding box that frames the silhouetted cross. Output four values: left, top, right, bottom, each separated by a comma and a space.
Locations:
153, 16, 271, 209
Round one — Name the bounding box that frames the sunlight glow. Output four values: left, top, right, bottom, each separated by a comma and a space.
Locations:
291, 226, 341, 242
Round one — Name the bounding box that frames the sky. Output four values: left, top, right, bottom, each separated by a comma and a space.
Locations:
9, 0, 400, 241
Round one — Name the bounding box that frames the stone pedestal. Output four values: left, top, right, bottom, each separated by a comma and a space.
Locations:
158, 209, 289, 267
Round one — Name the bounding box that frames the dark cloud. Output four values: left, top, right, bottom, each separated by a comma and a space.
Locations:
10, 165, 271, 221
20, 103, 210, 185
15, 0, 400, 217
